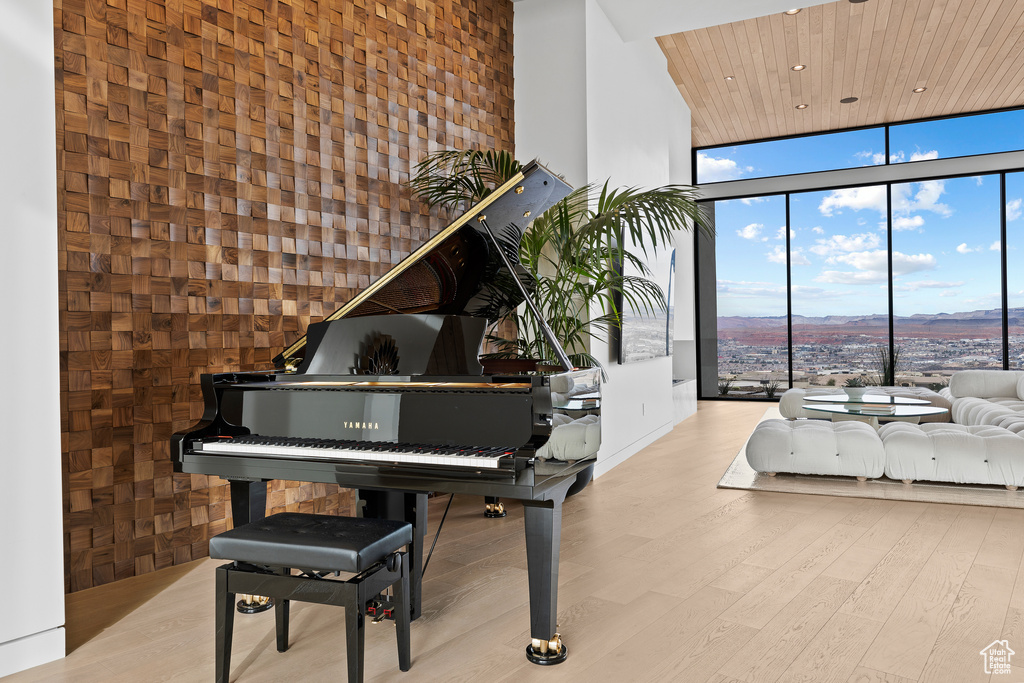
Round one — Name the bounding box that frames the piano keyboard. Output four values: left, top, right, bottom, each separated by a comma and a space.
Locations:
196, 435, 517, 469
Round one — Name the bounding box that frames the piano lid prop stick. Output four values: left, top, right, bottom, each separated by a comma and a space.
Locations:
477, 217, 574, 372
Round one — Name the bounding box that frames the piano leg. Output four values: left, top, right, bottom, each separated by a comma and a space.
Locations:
229, 479, 268, 525
228, 480, 273, 614
484, 496, 507, 518
361, 490, 426, 621
522, 488, 570, 665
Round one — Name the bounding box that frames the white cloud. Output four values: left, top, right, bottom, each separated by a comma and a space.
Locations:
956, 243, 975, 254
819, 186, 887, 216
891, 180, 952, 217
737, 223, 766, 241
854, 150, 887, 166
811, 226, 824, 234
888, 149, 939, 163
810, 232, 881, 256
892, 215, 925, 232
716, 280, 786, 298
1008, 198, 1022, 221
739, 196, 767, 205
775, 226, 794, 240
697, 153, 753, 182
767, 245, 810, 265
991, 241, 1002, 252
893, 280, 965, 292
974, 176, 984, 186
939, 291, 959, 297
816, 270, 887, 284
816, 249, 935, 284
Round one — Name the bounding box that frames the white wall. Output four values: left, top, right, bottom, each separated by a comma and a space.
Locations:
515, 0, 696, 476
0, 0, 66, 675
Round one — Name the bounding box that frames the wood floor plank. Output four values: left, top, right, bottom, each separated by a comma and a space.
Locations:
775, 611, 885, 683
716, 575, 860, 682
919, 563, 1016, 683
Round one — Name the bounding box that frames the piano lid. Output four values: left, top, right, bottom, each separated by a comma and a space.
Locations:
274, 161, 572, 368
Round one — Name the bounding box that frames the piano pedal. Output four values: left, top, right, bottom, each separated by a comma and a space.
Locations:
526, 633, 567, 665
484, 501, 506, 518
366, 598, 395, 623
236, 593, 274, 614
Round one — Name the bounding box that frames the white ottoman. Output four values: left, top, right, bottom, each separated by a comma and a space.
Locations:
879, 422, 1024, 489
746, 419, 885, 480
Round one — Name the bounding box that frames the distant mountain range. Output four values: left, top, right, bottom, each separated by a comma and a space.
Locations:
719, 307, 1024, 330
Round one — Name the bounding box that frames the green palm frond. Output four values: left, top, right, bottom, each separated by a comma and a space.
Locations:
408, 150, 713, 370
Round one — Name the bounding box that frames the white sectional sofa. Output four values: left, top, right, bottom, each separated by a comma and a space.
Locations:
748, 370, 1024, 489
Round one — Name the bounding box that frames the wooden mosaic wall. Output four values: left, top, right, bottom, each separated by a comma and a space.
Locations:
55, 0, 514, 592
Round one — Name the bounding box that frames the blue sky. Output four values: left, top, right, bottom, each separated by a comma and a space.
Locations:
701, 114, 1024, 319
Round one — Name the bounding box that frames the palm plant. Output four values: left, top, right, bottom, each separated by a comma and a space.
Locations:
408, 150, 711, 369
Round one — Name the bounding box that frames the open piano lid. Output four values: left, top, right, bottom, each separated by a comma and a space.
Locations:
273, 160, 572, 369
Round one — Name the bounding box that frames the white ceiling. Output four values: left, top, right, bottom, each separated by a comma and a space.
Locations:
592, 0, 832, 41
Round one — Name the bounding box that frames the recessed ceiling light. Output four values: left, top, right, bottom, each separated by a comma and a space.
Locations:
849, 0, 868, 3
795, 104, 809, 110
784, 8, 802, 15
912, 87, 927, 93
724, 76, 735, 81
791, 64, 806, 71
840, 96, 859, 104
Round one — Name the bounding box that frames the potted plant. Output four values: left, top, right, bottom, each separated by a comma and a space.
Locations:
844, 377, 867, 401
408, 150, 711, 370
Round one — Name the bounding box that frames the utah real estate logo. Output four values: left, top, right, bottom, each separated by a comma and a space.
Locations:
980, 640, 1014, 675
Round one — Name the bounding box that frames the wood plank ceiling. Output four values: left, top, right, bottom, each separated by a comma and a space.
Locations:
658, 0, 1024, 147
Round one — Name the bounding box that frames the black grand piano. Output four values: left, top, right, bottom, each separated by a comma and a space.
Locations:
173, 161, 601, 664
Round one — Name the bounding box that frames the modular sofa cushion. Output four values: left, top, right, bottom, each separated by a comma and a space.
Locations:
948, 370, 1024, 399
778, 387, 950, 422
951, 397, 1024, 433
745, 418, 885, 478
879, 422, 1024, 487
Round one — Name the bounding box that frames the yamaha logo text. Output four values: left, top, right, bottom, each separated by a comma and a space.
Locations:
344, 421, 380, 430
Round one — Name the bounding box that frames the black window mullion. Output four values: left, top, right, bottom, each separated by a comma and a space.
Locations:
1001, 173, 1010, 370
887, 185, 895, 385
786, 194, 793, 389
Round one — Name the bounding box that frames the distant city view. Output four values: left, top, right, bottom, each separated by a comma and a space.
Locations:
716, 307, 1024, 397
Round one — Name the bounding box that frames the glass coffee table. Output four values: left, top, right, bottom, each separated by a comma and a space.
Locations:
802, 394, 947, 428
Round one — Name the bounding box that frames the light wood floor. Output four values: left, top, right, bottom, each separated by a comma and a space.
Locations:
8, 401, 1024, 682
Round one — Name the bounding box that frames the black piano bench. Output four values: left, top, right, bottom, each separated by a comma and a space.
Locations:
210, 512, 413, 683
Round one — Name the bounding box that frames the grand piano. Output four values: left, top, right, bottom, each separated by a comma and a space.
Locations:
173, 160, 601, 664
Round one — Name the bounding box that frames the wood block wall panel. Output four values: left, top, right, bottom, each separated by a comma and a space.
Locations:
54, 0, 514, 592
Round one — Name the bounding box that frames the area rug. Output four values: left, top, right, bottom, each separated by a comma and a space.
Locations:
717, 407, 1024, 510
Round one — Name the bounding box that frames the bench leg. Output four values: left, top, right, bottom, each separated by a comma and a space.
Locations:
215, 566, 235, 683
275, 568, 290, 653
394, 556, 411, 671
346, 602, 365, 683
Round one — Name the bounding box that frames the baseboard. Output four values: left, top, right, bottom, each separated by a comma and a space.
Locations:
594, 421, 673, 478
0, 627, 65, 678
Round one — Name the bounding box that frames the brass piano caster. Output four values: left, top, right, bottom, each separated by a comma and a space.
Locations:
236, 594, 274, 614
484, 501, 506, 518
526, 633, 567, 665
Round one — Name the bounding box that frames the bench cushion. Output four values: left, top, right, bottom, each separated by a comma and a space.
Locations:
746, 419, 885, 478
209, 512, 412, 573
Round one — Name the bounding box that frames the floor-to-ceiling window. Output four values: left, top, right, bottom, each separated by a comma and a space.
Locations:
696, 107, 1024, 399
1009, 173, 1024, 369
891, 176, 1003, 379
713, 196, 789, 397
789, 186, 890, 387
